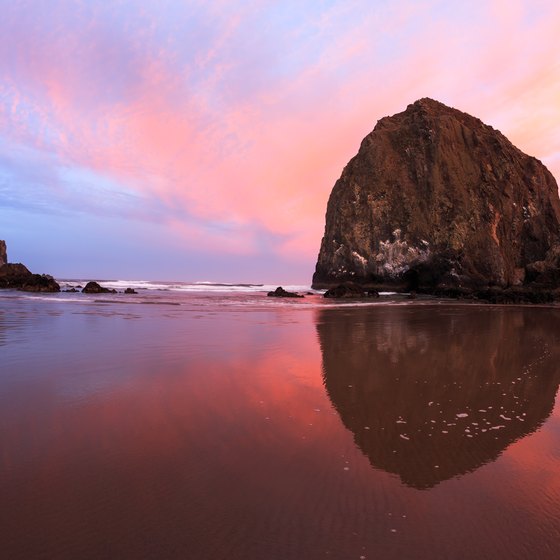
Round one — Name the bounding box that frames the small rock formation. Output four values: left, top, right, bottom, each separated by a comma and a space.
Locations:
267, 286, 304, 298
312, 99, 560, 297
82, 281, 117, 294
124, 288, 137, 294
0, 241, 60, 292
324, 282, 379, 298
0, 240, 7, 266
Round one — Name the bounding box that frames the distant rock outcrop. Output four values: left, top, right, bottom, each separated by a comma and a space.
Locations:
0, 240, 6, 266
312, 99, 560, 295
0, 240, 60, 292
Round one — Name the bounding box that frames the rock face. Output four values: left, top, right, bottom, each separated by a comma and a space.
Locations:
0, 240, 6, 266
312, 98, 560, 292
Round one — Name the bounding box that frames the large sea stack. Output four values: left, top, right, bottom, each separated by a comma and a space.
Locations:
312, 98, 560, 295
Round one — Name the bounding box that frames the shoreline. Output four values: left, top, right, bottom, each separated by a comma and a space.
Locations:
2, 285, 560, 559
2, 285, 559, 310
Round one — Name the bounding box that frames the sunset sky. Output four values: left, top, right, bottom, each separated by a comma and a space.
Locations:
1, 0, 559, 283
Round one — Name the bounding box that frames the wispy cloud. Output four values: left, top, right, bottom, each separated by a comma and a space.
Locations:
1, 0, 559, 279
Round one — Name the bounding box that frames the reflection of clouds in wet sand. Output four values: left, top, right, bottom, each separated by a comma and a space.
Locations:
317, 306, 560, 489
0, 302, 332, 560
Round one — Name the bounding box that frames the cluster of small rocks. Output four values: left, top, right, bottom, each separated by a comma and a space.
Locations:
77, 281, 137, 294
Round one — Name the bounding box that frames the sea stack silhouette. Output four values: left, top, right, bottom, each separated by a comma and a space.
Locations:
0, 240, 60, 292
0, 240, 6, 267
312, 98, 560, 298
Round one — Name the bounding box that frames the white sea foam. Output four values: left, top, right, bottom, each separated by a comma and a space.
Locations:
19, 295, 85, 303
5, 279, 424, 311
59, 279, 316, 294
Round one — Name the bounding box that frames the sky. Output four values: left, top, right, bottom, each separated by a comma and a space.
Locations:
1, 0, 559, 283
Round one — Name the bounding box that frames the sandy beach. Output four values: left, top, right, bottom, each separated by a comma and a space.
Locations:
1, 287, 559, 559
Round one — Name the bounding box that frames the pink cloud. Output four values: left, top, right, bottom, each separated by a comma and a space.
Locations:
1, 0, 559, 265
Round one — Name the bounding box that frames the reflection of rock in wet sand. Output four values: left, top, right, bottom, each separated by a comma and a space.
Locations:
317, 306, 560, 489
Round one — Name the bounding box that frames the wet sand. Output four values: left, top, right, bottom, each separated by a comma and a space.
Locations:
1, 295, 560, 559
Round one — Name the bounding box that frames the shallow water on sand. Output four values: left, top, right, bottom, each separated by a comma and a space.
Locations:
1, 291, 560, 559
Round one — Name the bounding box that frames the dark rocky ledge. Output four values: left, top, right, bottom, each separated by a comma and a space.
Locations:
324, 283, 379, 298
0, 262, 60, 292
0, 241, 60, 292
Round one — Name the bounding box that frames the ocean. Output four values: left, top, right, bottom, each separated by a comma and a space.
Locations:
1, 281, 559, 559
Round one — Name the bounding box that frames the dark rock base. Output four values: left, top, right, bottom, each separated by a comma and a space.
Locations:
324, 283, 380, 299
425, 286, 558, 304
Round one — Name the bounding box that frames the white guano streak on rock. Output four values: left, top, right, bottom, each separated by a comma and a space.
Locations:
375, 229, 430, 278
352, 251, 368, 269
